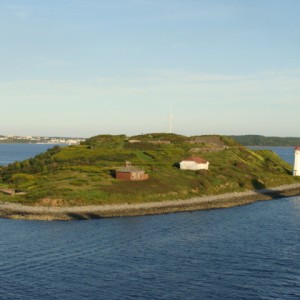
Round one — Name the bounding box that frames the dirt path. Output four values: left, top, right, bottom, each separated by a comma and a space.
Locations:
1, 183, 300, 220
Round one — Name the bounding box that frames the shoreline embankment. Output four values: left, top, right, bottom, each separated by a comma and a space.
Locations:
1, 183, 300, 221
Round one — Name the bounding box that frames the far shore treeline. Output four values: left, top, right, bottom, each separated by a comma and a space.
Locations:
230, 135, 300, 147
1, 134, 300, 147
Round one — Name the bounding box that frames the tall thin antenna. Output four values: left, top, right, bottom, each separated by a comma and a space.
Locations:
169, 108, 173, 133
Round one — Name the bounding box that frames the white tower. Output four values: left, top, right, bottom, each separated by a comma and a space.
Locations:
293, 146, 300, 176
169, 111, 173, 134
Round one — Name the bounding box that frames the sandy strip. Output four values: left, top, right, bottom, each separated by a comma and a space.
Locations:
1, 183, 300, 221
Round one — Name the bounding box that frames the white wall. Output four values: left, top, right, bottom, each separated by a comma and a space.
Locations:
293, 150, 300, 176
180, 161, 209, 170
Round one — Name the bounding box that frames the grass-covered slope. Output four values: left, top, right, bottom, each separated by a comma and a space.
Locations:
0, 134, 298, 206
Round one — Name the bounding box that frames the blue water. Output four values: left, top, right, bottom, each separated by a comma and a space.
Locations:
0, 145, 299, 299
0, 144, 57, 166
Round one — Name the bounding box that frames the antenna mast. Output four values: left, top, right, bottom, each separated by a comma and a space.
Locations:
169, 109, 173, 133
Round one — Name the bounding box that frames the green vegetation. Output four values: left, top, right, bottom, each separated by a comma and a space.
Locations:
0, 133, 299, 206
231, 135, 300, 146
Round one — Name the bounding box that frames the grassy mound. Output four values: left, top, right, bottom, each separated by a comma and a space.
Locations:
0, 134, 298, 206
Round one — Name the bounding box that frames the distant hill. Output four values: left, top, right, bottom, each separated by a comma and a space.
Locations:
230, 135, 300, 146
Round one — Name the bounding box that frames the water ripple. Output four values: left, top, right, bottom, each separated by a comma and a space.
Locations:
1, 198, 300, 299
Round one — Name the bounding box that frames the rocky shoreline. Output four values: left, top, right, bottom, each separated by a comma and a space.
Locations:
1, 183, 300, 221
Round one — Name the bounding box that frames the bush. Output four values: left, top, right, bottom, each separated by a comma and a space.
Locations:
69, 179, 89, 186
9, 173, 35, 189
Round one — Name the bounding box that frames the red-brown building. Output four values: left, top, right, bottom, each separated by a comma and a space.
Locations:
115, 162, 149, 181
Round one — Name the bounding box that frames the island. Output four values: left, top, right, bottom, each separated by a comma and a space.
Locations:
0, 133, 300, 220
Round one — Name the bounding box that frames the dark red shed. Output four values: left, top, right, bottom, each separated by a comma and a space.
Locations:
115, 162, 149, 181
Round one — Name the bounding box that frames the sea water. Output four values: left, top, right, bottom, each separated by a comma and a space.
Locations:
0, 145, 299, 299
0, 144, 56, 166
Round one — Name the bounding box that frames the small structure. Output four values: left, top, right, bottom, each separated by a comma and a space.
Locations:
180, 156, 209, 170
0, 188, 16, 196
128, 139, 141, 144
149, 140, 171, 145
115, 162, 149, 181
0, 189, 27, 196
293, 146, 300, 176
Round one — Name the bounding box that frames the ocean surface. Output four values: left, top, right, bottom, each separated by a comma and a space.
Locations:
0, 145, 299, 299
0, 144, 57, 166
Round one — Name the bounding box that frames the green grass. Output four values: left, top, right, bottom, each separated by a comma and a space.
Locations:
0, 133, 299, 206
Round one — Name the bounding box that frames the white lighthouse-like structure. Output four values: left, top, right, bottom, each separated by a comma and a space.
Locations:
293, 146, 300, 176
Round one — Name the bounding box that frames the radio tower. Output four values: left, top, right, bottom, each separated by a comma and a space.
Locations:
169, 109, 173, 133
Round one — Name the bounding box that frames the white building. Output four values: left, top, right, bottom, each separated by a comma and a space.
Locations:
180, 156, 209, 170
293, 146, 300, 176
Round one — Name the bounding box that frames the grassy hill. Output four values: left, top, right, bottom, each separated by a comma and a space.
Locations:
0, 134, 298, 206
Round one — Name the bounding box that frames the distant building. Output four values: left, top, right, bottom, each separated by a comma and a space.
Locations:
148, 140, 171, 145
128, 139, 141, 144
293, 146, 300, 176
116, 162, 149, 181
180, 156, 209, 170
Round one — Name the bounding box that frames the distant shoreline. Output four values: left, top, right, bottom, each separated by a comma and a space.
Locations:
1, 183, 300, 221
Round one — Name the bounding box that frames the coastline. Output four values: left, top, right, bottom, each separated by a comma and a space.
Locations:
1, 183, 300, 221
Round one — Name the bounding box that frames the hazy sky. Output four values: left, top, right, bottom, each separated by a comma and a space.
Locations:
1, 0, 299, 137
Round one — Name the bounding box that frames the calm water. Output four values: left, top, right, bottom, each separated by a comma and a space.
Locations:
0, 144, 57, 166
0, 145, 299, 299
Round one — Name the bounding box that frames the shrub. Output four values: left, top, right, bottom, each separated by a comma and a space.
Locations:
9, 173, 35, 189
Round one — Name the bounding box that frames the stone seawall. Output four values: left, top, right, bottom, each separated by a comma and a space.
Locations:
1, 183, 300, 221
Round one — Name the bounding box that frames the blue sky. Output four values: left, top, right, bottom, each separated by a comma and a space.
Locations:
1, 0, 300, 137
